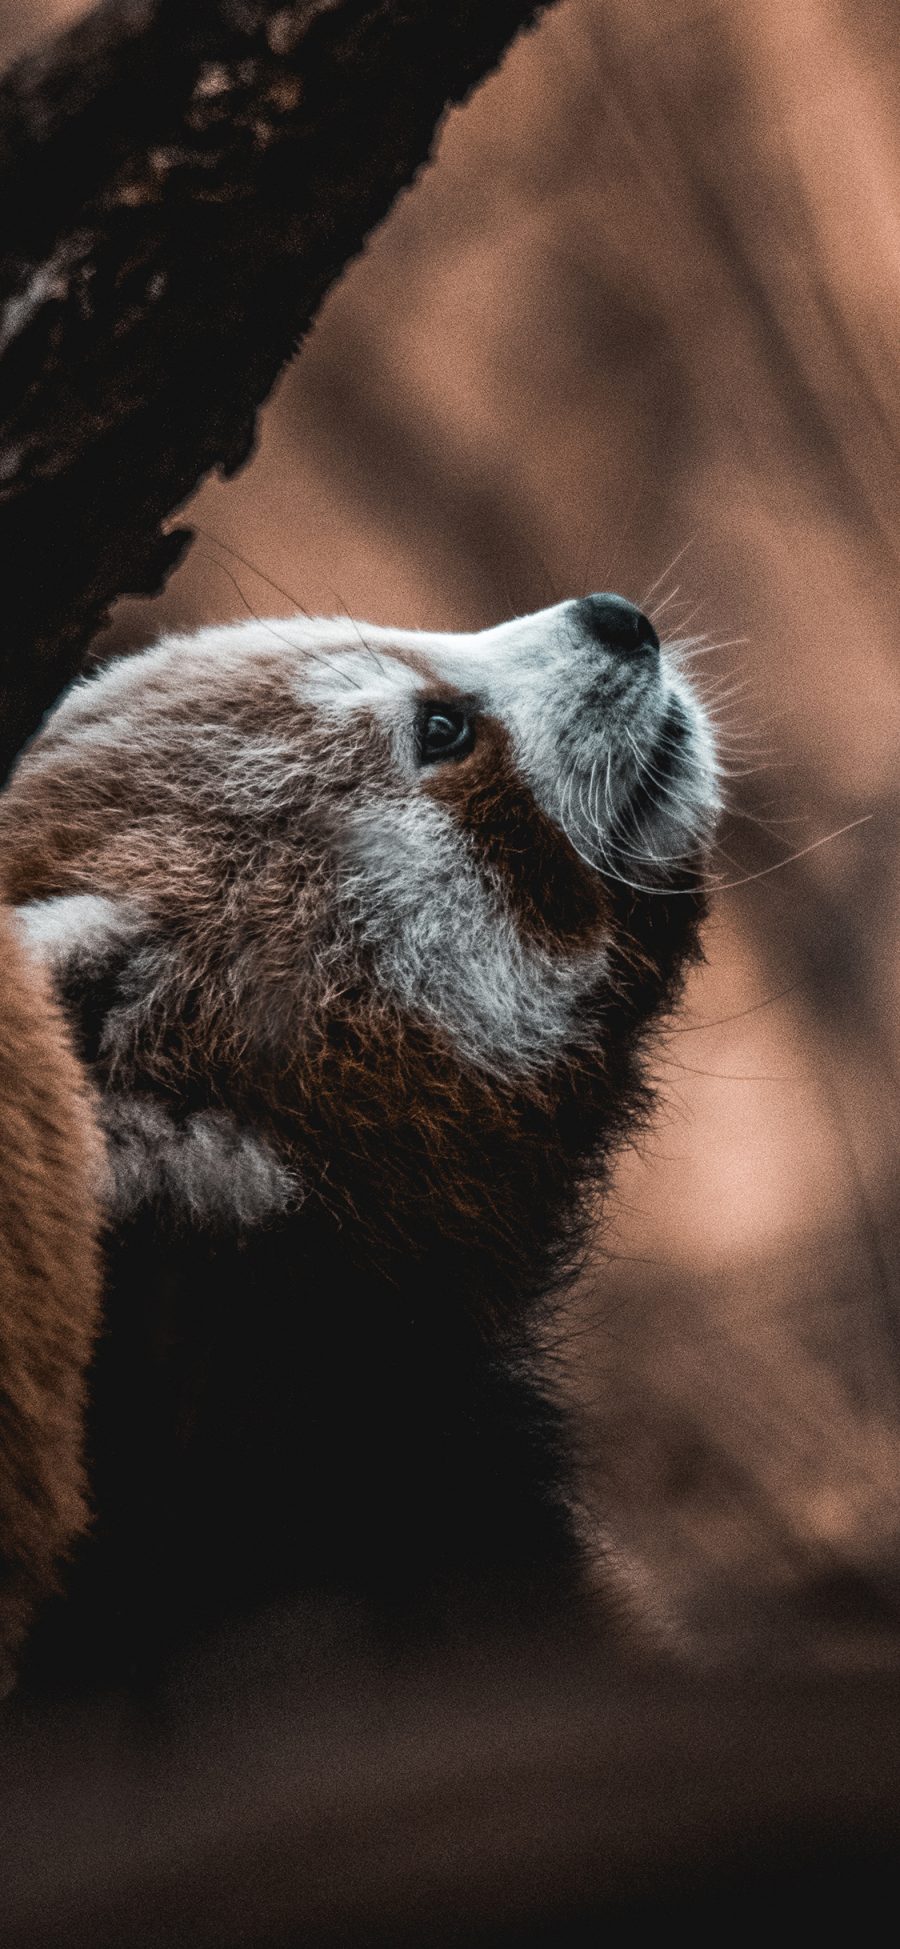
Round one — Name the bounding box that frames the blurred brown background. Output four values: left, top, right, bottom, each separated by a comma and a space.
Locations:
5, 0, 900, 1657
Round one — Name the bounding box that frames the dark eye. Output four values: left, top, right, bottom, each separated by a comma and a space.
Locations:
420, 706, 475, 764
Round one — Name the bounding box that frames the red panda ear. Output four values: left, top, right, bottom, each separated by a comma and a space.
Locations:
13, 899, 298, 1232
14, 894, 149, 1083
14, 894, 143, 983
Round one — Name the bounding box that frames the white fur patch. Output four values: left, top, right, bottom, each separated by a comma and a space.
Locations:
14, 893, 142, 976
341, 796, 607, 1074
101, 1095, 297, 1228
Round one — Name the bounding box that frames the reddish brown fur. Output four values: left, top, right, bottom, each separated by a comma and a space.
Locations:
426, 714, 608, 948
0, 904, 102, 1692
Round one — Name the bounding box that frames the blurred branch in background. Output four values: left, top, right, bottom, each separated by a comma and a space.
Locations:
4, 1626, 900, 1944
0, 0, 554, 776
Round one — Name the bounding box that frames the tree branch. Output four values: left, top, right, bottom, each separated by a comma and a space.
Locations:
0, 0, 551, 777
5, 1644, 900, 1943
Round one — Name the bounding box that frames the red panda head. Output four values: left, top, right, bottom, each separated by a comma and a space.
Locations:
0, 594, 719, 1296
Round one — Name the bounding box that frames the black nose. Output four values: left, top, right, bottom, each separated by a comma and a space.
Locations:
573, 593, 659, 657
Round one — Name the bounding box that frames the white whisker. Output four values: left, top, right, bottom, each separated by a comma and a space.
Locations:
640, 536, 696, 609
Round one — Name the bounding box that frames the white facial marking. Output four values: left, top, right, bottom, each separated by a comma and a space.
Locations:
341, 797, 608, 1075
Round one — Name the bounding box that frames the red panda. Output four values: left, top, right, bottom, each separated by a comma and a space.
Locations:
0, 591, 718, 1689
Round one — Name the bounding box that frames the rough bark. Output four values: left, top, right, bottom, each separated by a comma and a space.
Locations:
0, 0, 550, 778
